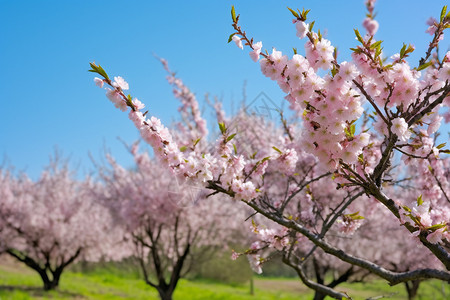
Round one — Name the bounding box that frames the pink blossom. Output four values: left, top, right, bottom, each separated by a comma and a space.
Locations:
295, 21, 309, 39
112, 76, 129, 90
426, 227, 446, 244
427, 115, 442, 136
249, 41, 262, 62
94, 77, 104, 88
391, 117, 411, 142
132, 98, 145, 110
106, 88, 127, 112
362, 18, 379, 36
247, 254, 263, 274
232, 35, 243, 50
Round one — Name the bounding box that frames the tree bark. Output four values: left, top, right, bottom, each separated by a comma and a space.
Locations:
404, 280, 421, 300
157, 287, 174, 300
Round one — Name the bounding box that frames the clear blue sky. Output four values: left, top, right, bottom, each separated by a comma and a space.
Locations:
0, 0, 448, 178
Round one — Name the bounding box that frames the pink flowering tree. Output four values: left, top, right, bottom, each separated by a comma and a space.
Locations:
0, 158, 115, 291
221, 108, 442, 299
97, 145, 245, 300
95, 64, 247, 300
89, 1, 450, 298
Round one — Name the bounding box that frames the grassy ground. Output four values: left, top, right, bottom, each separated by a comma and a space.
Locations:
0, 258, 448, 299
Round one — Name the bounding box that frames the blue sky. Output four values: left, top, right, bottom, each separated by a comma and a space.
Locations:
0, 0, 448, 178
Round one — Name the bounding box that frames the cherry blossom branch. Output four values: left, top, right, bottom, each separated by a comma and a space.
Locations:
419, 11, 449, 67
407, 83, 450, 127
352, 79, 389, 126
282, 253, 350, 299
366, 183, 450, 270
244, 200, 450, 283
320, 190, 365, 238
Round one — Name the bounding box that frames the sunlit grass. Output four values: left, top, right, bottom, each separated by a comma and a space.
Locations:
0, 260, 448, 299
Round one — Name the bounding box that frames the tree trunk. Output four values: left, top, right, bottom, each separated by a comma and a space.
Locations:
40, 268, 62, 291
404, 280, 421, 300
157, 287, 174, 300
313, 291, 327, 300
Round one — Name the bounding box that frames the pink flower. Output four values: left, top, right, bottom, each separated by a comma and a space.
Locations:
362, 18, 379, 36
94, 77, 104, 88
295, 21, 309, 39
249, 41, 262, 62
112, 76, 129, 90
247, 254, 263, 274
231, 250, 239, 260
132, 98, 145, 110
425, 17, 437, 35
427, 115, 442, 135
391, 117, 411, 142
232, 35, 243, 50
426, 227, 445, 244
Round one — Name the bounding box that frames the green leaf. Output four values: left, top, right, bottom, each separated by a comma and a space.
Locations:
227, 33, 236, 43
402, 205, 412, 213
370, 40, 382, 49
193, 138, 202, 147
179, 146, 187, 152
350, 124, 356, 136
354, 29, 364, 44
416, 61, 433, 71
331, 66, 337, 77
287, 7, 300, 19
440, 5, 447, 22
436, 143, 446, 149
375, 46, 383, 59
233, 143, 238, 155
400, 43, 406, 58
358, 153, 364, 163
302, 9, 311, 19
231, 6, 237, 22
218, 122, 226, 134
417, 194, 423, 206
226, 133, 237, 142
89, 62, 110, 81
427, 223, 446, 231
345, 211, 365, 220
272, 146, 283, 154
261, 156, 271, 163
344, 127, 351, 137
309, 21, 315, 32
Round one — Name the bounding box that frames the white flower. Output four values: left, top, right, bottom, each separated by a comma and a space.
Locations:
295, 21, 309, 39
232, 35, 243, 50
94, 77, 104, 88
391, 117, 411, 142
112, 76, 129, 90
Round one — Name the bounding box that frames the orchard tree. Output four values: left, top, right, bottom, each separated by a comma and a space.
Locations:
224, 107, 443, 300
90, 0, 450, 298
95, 64, 248, 300
0, 158, 116, 291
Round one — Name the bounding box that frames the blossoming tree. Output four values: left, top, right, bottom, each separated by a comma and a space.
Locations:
221, 106, 445, 299
0, 158, 115, 291
90, 0, 450, 298
95, 64, 248, 300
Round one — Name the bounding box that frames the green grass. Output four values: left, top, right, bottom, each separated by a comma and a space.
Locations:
0, 260, 448, 299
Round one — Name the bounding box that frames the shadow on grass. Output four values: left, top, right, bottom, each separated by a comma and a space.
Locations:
0, 284, 86, 299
